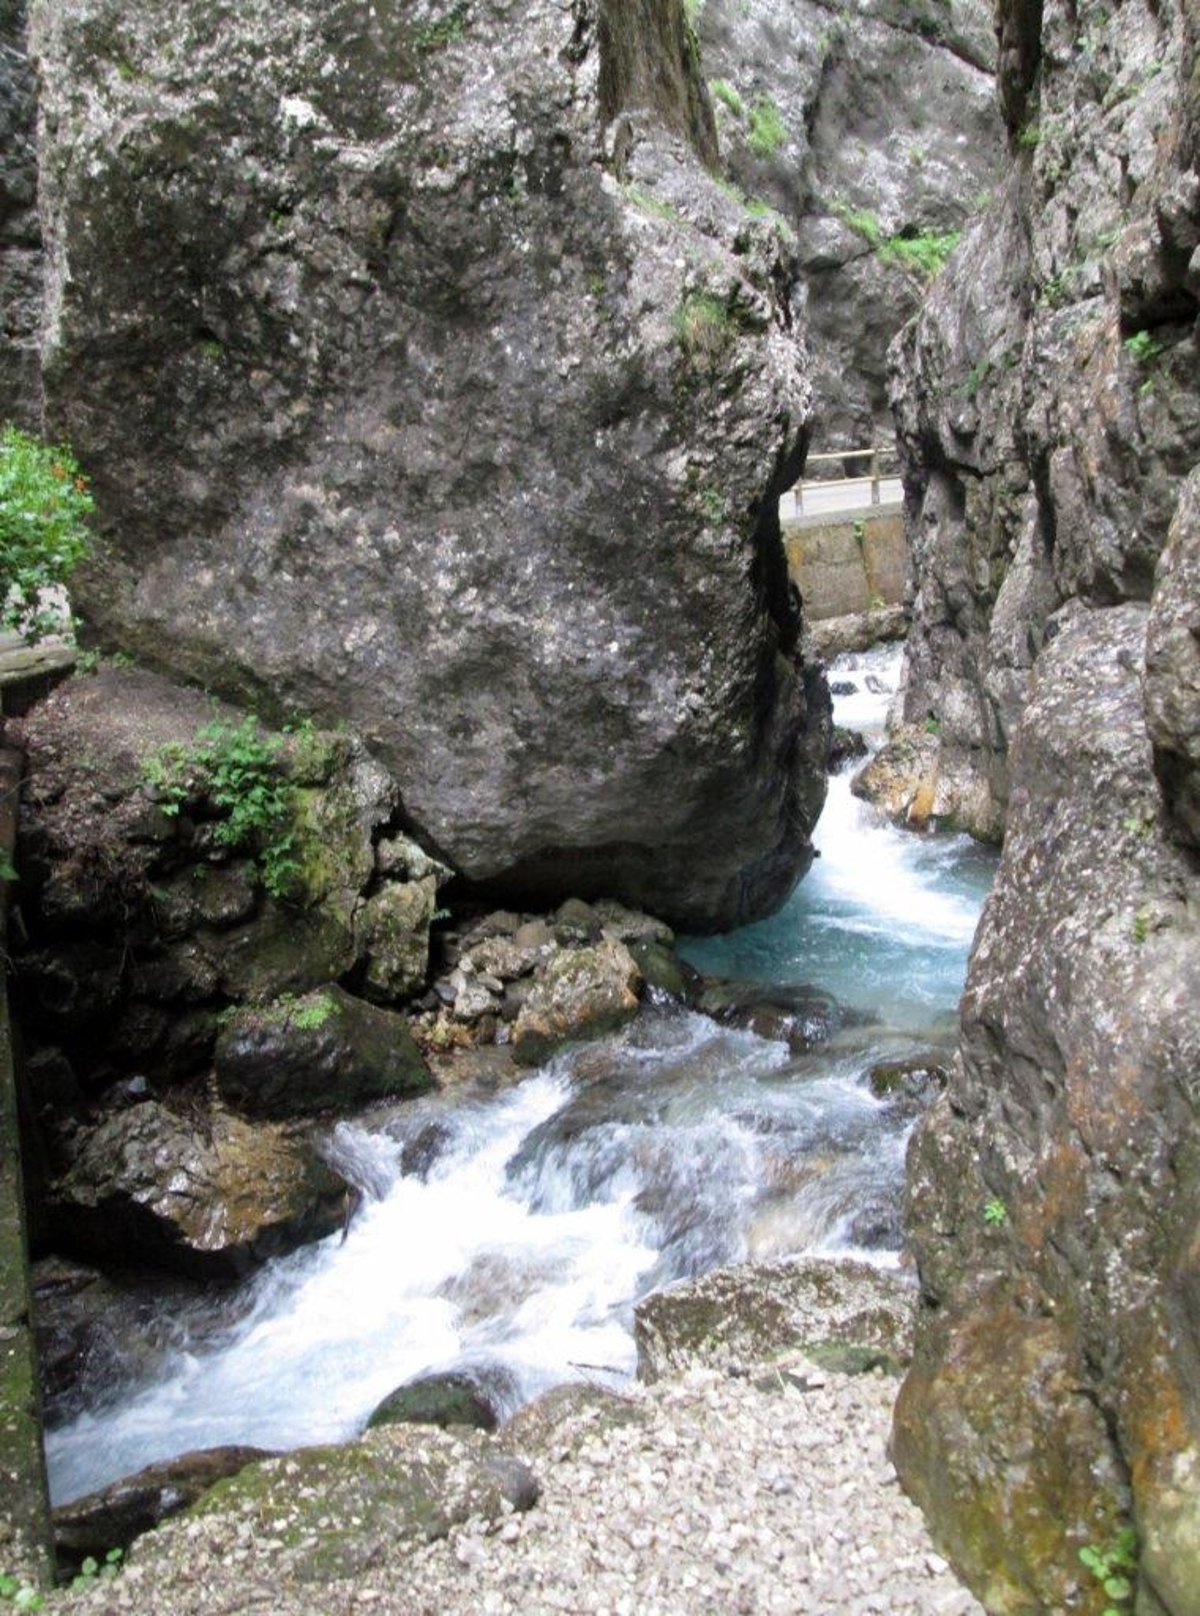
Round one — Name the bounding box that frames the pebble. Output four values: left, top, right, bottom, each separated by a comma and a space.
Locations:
65, 1361, 984, 1616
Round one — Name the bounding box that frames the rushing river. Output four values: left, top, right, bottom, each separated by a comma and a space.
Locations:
45, 645, 996, 1505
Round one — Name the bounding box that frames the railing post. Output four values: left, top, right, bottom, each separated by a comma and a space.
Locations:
871, 449, 880, 506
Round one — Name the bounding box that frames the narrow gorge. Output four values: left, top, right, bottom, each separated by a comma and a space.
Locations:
0, 0, 1197, 1612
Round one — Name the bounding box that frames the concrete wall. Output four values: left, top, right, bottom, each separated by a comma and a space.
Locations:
783, 509, 906, 621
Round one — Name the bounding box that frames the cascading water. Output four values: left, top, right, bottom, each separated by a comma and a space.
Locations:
44, 644, 997, 1506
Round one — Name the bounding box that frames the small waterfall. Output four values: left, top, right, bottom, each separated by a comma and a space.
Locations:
44, 643, 997, 1506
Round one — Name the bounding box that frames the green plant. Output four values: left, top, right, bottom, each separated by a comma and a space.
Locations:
71, 1548, 124, 1591
1122, 813, 1155, 839
1132, 908, 1152, 945
673, 292, 734, 358
1079, 1526, 1137, 1615
683, 0, 706, 25
964, 357, 993, 400
879, 230, 961, 281
413, 2, 467, 51
746, 96, 786, 156
1123, 329, 1163, 365
0, 1571, 43, 1610
983, 1198, 1008, 1226
291, 992, 336, 1031
1017, 121, 1041, 149
709, 78, 744, 118
699, 486, 728, 524
852, 518, 866, 548
0, 423, 94, 642
833, 203, 884, 247
143, 717, 301, 899
625, 184, 683, 224
923, 714, 941, 735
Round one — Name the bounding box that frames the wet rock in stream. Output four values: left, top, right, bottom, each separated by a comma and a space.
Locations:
45, 1099, 350, 1281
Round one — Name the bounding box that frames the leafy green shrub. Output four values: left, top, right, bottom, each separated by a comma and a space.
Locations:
144, 717, 301, 899
709, 79, 745, 118
71, 1549, 123, 1591
0, 423, 94, 642
983, 1198, 1008, 1226
747, 96, 786, 156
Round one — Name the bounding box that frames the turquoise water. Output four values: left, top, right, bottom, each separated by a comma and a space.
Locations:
681, 646, 997, 1031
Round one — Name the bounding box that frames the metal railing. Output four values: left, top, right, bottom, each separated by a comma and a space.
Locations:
794, 445, 901, 514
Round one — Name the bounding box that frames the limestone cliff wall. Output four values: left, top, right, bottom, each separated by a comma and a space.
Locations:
26, 0, 827, 933
0, 0, 42, 428
698, 0, 1004, 446
891, 1, 1200, 1611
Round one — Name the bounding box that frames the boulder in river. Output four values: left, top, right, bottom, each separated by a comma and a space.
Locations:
366, 1369, 510, 1435
47, 1099, 350, 1280
214, 986, 434, 1119
694, 978, 856, 1052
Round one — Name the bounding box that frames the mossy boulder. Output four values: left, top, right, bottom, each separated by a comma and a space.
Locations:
214, 986, 434, 1119
634, 1258, 913, 1383
366, 1370, 503, 1434
149, 1426, 540, 1584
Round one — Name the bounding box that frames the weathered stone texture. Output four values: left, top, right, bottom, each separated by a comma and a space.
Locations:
890, 2, 1200, 1611
882, 0, 1200, 840
0, 0, 42, 428
29, 0, 828, 933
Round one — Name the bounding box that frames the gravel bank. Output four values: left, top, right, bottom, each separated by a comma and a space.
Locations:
67, 1355, 982, 1616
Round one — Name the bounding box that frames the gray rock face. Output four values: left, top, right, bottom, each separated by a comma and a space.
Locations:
1145, 466, 1200, 852
880, 0, 1200, 840
29, 0, 828, 933
0, 0, 42, 428
898, 603, 1200, 1614
698, 0, 1003, 447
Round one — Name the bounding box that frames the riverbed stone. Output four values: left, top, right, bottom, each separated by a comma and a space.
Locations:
634, 1257, 914, 1383
511, 940, 643, 1065
367, 1370, 504, 1435
53, 1445, 275, 1560
47, 1099, 350, 1280
214, 986, 433, 1119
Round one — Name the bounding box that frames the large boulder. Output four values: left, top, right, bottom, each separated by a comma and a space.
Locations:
10, 666, 446, 1099
897, 604, 1200, 1615
46, 1099, 350, 1280
29, 0, 829, 933
1145, 466, 1200, 853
